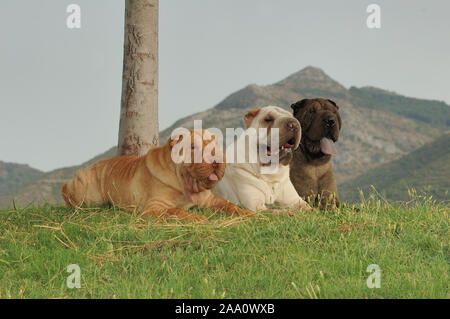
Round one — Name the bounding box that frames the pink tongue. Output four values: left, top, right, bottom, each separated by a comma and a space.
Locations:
208, 173, 218, 181
320, 138, 337, 156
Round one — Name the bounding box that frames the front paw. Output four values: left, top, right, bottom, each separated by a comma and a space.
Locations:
231, 205, 255, 217
298, 201, 313, 212
238, 207, 256, 216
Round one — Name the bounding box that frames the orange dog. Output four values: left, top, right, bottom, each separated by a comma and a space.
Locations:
61, 129, 253, 221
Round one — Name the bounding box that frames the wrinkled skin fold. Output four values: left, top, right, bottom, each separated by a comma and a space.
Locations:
62, 129, 254, 222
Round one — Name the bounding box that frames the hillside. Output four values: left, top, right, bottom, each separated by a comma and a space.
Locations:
339, 133, 450, 203
349, 86, 450, 128
0, 148, 116, 208
1, 66, 448, 208
0, 161, 44, 196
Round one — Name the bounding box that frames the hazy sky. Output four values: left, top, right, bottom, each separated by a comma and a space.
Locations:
0, 0, 449, 171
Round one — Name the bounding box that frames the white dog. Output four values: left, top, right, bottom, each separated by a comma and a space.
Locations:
213, 106, 310, 212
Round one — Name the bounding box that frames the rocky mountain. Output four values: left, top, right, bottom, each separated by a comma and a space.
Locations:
349, 86, 450, 128
339, 133, 450, 202
1, 66, 448, 208
0, 148, 116, 208
158, 67, 444, 181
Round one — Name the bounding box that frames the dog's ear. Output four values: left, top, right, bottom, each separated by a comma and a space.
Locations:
290, 99, 309, 115
291, 99, 314, 131
244, 109, 261, 128
168, 131, 186, 148
168, 136, 181, 148
336, 111, 342, 130
327, 99, 339, 110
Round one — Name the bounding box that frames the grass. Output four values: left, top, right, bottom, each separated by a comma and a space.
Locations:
0, 195, 448, 299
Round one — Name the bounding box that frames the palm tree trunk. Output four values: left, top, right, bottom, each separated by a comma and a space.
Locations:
118, 0, 159, 156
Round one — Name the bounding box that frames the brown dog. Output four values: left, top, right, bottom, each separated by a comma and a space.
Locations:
61, 129, 253, 221
289, 98, 342, 208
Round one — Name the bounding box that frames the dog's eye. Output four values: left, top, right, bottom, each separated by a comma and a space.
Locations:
309, 108, 315, 114
265, 117, 274, 123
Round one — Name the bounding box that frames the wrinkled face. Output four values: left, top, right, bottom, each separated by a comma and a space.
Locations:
169, 129, 226, 193
244, 106, 301, 165
291, 98, 342, 157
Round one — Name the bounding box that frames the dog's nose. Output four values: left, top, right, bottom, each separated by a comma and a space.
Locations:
286, 120, 299, 131
323, 116, 336, 127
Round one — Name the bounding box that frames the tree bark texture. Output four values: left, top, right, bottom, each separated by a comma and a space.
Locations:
118, 0, 159, 156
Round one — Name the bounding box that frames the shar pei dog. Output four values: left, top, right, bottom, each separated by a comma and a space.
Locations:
213, 106, 310, 212
290, 98, 342, 208
61, 129, 254, 221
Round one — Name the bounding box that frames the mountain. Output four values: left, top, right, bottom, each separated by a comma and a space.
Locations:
349, 86, 450, 128
0, 161, 44, 196
0, 148, 116, 208
159, 66, 444, 181
0, 66, 448, 208
339, 133, 450, 202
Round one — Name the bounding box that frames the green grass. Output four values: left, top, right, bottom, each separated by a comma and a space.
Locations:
0, 195, 448, 299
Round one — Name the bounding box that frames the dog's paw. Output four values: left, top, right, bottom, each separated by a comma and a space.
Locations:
235, 207, 256, 217
220, 202, 256, 217
296, 200, 313, 212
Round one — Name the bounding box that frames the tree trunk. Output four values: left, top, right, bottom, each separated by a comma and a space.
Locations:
118, 0, 159, 156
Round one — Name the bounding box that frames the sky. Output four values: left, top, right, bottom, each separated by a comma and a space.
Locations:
0, 0, 449, 172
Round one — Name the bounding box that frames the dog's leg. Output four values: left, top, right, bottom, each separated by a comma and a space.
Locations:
275, 181, 312, 212
202, 194, 255, 216
141, 201, 207, 222
232, 187, 267, 212
61, 168, 105, 208
318, 190, 339, 209
318, 170, 339, 208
